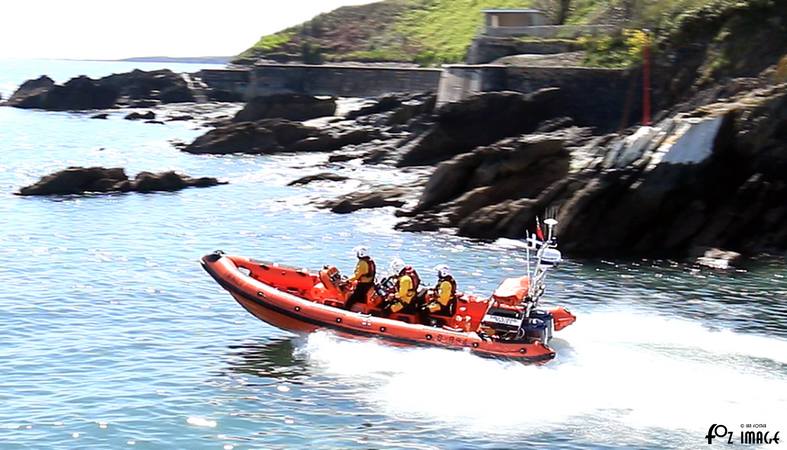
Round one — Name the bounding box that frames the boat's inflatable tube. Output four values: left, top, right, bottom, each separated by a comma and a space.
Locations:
202, 252, 575, 362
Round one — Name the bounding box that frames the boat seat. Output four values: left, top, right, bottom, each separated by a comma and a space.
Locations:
324, 299, 345, 308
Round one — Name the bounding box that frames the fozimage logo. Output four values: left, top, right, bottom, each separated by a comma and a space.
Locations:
706, 423, 781, 445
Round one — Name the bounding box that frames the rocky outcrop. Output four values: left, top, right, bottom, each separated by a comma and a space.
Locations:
6, 76, 119, 110
290, 128, 381, 152
397, 89, 562, 167
550, 85, 787, 257
6, 69, 196, 111
325, 187, 409, 214
233, 94, 337, 122
288, 173, 349, 186
125, 111, 156, 120
183, 119, 380, 155
183, 119, 321, 154
396, 128, 585, 234
5, 76, 56, 107
159, 85, 195, 103
397, 82, 787, 257
99, 69, 193, 104
17, 167, 225, 196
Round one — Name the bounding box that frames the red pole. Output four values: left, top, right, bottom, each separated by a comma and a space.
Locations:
642, 33, 652, 126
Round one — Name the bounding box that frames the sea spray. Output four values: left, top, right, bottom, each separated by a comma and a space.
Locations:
299, 310, 787, 446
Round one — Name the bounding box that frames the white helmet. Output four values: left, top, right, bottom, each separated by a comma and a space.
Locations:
389, 257, 405, 275
434, 264, 451, 278
353, 246, 369, 259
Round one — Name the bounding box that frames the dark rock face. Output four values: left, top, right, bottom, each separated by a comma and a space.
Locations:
397, 82, 787, 258
397, 89, 562, 167
288, 173, 349, 186
125, 111, 156, 120
290, 128, 381, 152
347, 93, 437, 129
396, 129, 579, 235
5, 76, 56, 108
6, 69, 195, 110
158, 85, 195, 103
183, 119, 321, 154
18, 167, 128, 196
233, 94, 337, 122
99, 69, 191, 102
207, 90, 244, 102
6, 76, 119, 110
183, 119, 380, 155
17, 167, 225, 196
551, 87, 787, 257
325, 187, 408, 214
167, 114, 194, 122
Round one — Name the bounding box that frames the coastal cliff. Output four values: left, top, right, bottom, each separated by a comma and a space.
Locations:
6, 0, 786, 260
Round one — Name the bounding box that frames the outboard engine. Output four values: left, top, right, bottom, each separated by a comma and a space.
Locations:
521, 309, 554, 343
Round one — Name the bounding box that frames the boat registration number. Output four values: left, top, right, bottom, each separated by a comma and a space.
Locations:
482, 315, 521, 327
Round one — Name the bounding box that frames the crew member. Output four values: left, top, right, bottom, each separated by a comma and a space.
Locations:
423, 264, 457, 318
384, 260, 420, 315
344, 246, 376, 310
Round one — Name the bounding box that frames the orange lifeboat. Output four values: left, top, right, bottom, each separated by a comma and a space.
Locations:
201, 251, 576, 362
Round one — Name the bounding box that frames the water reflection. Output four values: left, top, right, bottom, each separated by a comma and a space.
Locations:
223, 337, 310, 380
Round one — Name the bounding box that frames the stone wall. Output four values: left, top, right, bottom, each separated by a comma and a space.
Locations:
198, 69, 251, 98
436, 65, 641, 131
200, 64, 442, 100
506, 66, 639, 131
436, 65, 508, 105
467, 36, 583, 64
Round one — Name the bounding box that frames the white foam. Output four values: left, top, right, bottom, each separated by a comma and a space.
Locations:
186, 416, 217, 428
297, 310, 787, 444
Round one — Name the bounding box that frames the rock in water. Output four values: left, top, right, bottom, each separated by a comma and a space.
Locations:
5, 76, 55, 108
183, 119, 321, 155
7, 75, 119, 110
99, 69, 192, 102
17, 167, 129, 195
233, 94, 337, 122
17, 167, 225, 196
183, 119, 379, 155
324, 187, 408, 213
288, 173, 349, 186
125, 111, 156, 120
158, 85, 195, 103
7, 69, 196, 110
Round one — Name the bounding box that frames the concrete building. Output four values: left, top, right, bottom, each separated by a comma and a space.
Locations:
483, 9, 551, 35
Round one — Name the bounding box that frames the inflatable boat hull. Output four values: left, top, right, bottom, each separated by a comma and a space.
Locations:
202, 252, 575, 362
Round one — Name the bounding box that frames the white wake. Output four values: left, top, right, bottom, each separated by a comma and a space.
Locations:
296, 309, 787, 446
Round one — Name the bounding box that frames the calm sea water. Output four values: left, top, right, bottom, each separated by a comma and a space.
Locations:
1, 59, 786, 450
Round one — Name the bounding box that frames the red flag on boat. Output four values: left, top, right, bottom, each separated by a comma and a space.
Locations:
535, 217, 545, 241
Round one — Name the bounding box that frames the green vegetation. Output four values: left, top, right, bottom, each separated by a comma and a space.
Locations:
237, 0, 785, 72
392, 0, 533, 65
580, 28, 649, 68
238, 0, 532, 65
251, 32, 296, 52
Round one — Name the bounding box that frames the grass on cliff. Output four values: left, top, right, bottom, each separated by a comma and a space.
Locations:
239, 0, 532, 65
239, 0, 784, 71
